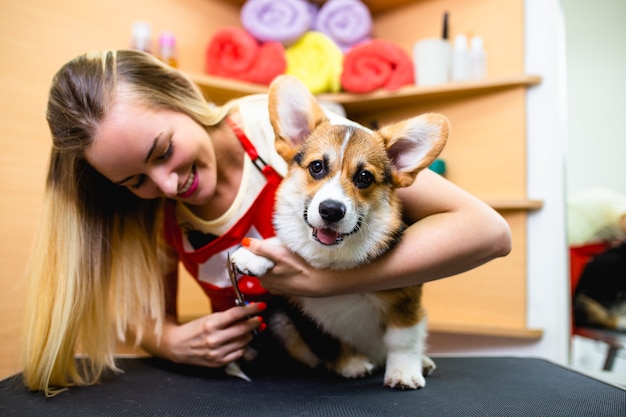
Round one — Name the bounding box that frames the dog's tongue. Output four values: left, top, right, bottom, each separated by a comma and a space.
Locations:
316, 228, 340, 245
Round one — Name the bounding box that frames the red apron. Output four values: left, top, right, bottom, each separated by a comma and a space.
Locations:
164, 118, 282, 311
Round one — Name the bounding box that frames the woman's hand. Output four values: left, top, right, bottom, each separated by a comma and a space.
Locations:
144, 302, 266, 368
241, 238, 331, 297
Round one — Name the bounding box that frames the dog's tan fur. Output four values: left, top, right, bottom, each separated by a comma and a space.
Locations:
233, 75, 449, 389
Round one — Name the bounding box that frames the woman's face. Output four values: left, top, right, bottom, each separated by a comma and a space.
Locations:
86, 95, 217, 205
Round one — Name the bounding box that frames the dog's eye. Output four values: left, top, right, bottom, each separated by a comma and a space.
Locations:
308, 160, 326, 179
355, 170, 374, 189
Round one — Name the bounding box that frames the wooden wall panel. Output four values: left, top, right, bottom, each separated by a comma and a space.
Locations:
354, 88, 528, 200
424, 212, 528, 331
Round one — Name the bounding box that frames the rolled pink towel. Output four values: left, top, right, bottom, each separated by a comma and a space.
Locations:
341, 39, 414, 93
205, 27, 286, 85
313, 0, 372, 52
240, 0, 314, 46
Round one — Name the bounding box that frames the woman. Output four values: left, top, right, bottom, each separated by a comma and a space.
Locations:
23, 50, 511, 396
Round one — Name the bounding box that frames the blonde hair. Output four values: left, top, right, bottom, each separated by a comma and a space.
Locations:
23, 50, 230, 396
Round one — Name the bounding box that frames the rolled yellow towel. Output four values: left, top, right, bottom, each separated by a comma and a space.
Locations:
285, 31, 343, 93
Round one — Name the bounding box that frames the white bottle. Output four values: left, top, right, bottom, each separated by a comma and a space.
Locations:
450, 34, 469, 82
132, 21, 152, 53
469, 36, 487, 79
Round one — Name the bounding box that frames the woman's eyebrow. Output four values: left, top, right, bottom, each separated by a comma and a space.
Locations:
114, 134, 161, 185
144, 135, 160, 163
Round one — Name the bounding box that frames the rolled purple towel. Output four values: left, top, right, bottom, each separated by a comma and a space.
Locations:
313, 0, 372, 52
241, 0, 314, 46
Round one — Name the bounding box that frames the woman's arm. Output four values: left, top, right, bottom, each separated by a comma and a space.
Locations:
246, 169, 511, 296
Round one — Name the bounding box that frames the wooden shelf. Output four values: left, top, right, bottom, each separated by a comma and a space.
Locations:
189, 72, 542, 115
189, 72, 268, 105
486, 199, 543, 211
318, 75, 542, 116
429, 321, 544, 340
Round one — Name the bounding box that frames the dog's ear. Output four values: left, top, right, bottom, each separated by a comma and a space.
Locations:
268, 75, 328, 161
378, 113, 449, 188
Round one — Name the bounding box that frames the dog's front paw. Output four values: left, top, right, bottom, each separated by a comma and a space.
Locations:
231, 247, 275, 277
384, 362, 425, 390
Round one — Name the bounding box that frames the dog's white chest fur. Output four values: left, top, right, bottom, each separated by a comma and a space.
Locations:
295, 294, 387, 363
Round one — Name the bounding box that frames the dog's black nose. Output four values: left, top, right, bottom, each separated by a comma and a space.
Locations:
319, 200, 346, 223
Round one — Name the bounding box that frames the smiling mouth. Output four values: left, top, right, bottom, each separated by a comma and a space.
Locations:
178, 165, 198, 197
312, 228, 344, 246
310, 218, 363, 246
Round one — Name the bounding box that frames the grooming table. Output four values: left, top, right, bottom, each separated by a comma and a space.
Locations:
1, 356, 624, 416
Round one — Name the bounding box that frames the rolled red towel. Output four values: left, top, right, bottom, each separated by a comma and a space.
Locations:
341, 39, 414, 93
205, 27, 286, 85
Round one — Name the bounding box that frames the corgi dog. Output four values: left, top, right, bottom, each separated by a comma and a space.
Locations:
232, 75, 449, 389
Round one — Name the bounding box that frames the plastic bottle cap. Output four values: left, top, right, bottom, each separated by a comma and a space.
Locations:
429, 159, 446, 175
159, 32, 176, 47
454, 34, 468, 49
471, 36, 484, 51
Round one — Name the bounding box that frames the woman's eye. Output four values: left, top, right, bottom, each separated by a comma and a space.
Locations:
157, 141, 174, 161
131, 174, 147, 190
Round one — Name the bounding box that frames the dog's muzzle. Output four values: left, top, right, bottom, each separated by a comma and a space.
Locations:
307, 200, 361, 246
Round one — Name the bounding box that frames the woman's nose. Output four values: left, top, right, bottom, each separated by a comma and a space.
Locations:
152, 169, 179, 197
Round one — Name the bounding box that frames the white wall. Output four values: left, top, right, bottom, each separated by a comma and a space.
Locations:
563, 0, 626, 196
524, 0, 570, 365
562, 0, 626, 375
